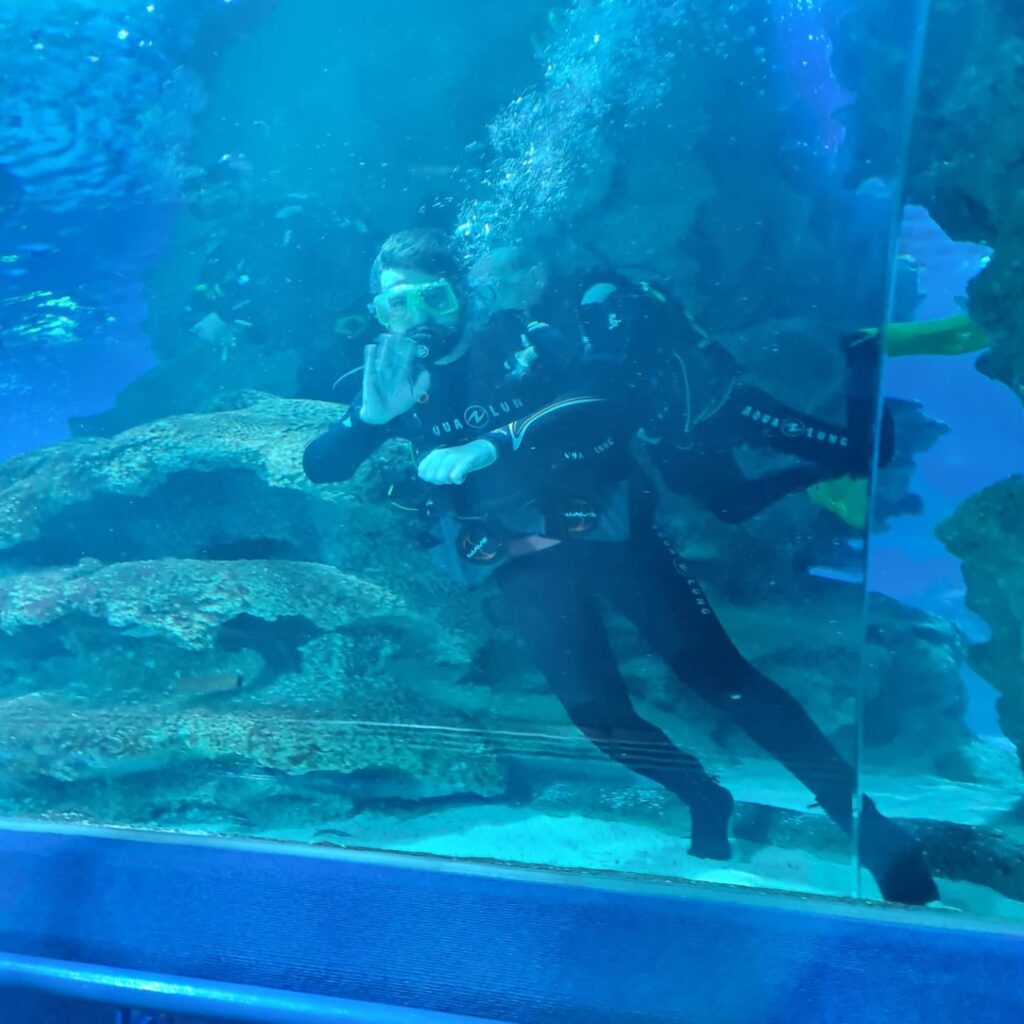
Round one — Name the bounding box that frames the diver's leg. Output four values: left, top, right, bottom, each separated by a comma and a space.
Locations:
610, 521, 938, 904
654, 444, 829, 523
498, 546, 733, 859
711, 461, 836, 523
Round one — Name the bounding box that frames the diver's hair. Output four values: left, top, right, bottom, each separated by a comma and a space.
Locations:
369, 229, 462, 294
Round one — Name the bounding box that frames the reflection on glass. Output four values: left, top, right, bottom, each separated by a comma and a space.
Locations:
863, 216, 1022, 916
845, 0, 1024, 920
4, 0, 999, 915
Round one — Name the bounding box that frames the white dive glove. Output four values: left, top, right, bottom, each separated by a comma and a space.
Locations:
417, 439, 498, 486
358, 333, 431, 425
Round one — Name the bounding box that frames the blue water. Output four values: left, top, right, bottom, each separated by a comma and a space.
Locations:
0, 5, 1006, 739
0, 12, 1000, 666
0, 205, 159, 460
870, 209, 1023, 735
1, 0, 1020, 923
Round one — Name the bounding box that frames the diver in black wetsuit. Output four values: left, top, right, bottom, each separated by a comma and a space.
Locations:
575, 273, 895, 524
303, 230, 939, 905
468, 248, 890, 527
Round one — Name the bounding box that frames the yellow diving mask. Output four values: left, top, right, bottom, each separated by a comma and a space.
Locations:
371, 278, 460, 330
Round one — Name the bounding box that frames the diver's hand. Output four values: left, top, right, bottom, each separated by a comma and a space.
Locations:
417, 440, 498, 486
359, 334, 430, 425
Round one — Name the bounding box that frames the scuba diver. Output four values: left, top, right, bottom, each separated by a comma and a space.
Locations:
576, 271, 892, 525
468, 246, 990, 529
465, 246, 884, 525
303, 228, 940, 905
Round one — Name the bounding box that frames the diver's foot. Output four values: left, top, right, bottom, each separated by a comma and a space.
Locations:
859, 796, 939, 905
688, 780, 735, 861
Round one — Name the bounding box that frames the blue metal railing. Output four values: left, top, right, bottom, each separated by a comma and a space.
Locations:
0, 952, 509, 1024
0, 822, 1022, 1024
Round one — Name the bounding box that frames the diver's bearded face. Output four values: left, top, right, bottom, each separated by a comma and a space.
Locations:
373, 268, 462, 336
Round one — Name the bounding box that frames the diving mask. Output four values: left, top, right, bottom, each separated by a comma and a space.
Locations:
371, 278, 460, 330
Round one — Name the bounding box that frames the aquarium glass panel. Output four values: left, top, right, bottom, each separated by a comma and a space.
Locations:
0, 0, 932, 907
859, 0, 1024, 918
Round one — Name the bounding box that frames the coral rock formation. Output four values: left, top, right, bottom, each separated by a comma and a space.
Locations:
937, 475, 1024, 770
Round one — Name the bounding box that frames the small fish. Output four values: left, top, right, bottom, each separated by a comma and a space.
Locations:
173, 672, 243, 696
411, 165, 456, 178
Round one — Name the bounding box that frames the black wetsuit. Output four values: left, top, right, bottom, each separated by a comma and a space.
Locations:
303, 306, 938, 905
577, 276, 894, 522
302, 313, 627, 584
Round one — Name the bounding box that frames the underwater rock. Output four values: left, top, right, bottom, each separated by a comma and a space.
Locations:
0, 558, 404, 651
0, 392, 335, 555
648, 454, 971, 775
0, 387, 490, 657
0, 389, 500, 816
872, 398, 949, 522
0, 391, 435, 579
860, 594, 972, 769
898, 0, 1022, 228
0, 693, 505, 800
0, 391, 490, 679
0, 559, 502, 813
914, 6, 1024, 401
827, 0, 1024, 401
713, 588, 969, 774
971, 242, 1024, 402
0, 388, 979, 832
937, 475, 1024, 770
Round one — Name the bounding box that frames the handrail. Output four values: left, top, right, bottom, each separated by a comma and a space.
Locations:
0, 952, 510, 1024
